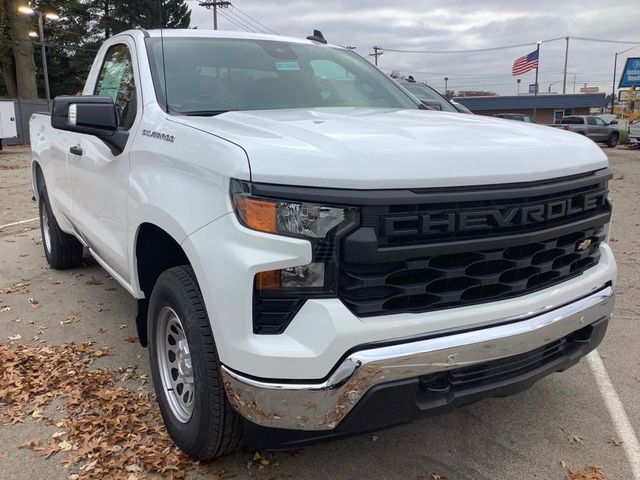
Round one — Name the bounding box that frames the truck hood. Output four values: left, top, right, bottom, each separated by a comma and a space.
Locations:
173, 108, 609, 189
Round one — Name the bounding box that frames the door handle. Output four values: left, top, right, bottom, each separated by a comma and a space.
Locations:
70, 145, 83, 156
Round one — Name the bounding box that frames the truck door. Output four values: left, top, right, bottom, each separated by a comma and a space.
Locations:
593, 117, 610, 141
586, 117, 606, 141
66, 40, 140, 282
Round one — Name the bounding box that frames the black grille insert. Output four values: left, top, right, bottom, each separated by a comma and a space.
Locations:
341, 226, 603, 316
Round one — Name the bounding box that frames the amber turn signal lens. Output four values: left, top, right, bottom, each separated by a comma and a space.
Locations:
234, 196, 277, 233
256, 270, 281, 290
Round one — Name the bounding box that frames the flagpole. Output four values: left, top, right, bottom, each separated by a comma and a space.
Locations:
534, 41, 541, 96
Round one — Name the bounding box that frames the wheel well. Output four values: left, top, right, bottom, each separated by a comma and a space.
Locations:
33, 162, 45, 197
135, 223, 190, 346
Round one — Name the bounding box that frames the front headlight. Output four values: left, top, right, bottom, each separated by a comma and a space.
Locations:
231, 181, 352, 239
230, 179, 359, 333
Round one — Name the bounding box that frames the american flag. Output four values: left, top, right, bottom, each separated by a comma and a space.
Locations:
512, 50, 539, 76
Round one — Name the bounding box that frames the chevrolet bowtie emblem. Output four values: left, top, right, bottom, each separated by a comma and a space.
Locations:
577, 238, 592, 252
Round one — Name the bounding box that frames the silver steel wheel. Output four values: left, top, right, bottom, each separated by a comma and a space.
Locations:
41, 204, 52, 254
156, 306, 194, 423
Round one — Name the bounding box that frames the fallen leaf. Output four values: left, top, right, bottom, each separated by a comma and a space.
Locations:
565, 464, 608, 480
8, 334, 21, 341
568, 434, 585, 445
85, 277, 103, 286
28, 298, 40, 308
0, 306, 11, 313
606, 436, 623, 447
97, 328, 107, 334
60, 312, 79, 325
124, 336, 139, 343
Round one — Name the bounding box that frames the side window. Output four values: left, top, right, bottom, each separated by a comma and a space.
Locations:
594, 117, 606, 126
586, 117, 597, 126
94, 44, 137, 130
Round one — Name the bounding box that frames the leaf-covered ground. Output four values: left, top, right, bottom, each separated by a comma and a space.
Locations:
0, 341, 207, 479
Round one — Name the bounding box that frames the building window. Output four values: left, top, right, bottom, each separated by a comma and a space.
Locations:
554, 108, 574, 123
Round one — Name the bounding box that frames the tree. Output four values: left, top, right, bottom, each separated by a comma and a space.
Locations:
457, 90, 496, 97
4, 0, 37, 98
0, 0, 191, 98
0, 1, 18, 96
94, 0, 190, 36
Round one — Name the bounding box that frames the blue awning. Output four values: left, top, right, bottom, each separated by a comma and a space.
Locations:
453, 93, 606, 111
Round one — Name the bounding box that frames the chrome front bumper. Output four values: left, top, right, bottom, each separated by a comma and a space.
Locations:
222, 285, 614, 431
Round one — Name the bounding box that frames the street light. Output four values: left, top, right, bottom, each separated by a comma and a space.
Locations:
444, 76, 449, 93
548, 80, 563, 93
18, 5, 59, 107
517, 78, 521, 95
612, 44, 640, 112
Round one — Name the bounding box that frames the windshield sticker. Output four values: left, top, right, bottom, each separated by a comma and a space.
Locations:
275, 61, 300, 71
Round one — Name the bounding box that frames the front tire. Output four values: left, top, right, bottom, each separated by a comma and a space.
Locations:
607, 133, 619, 148
148, 266, 242, 460
39, 187, 83, 269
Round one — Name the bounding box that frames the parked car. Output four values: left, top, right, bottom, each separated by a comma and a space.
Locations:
597, 114, 626, 132
551, 115, 620, 147
398, 80, 459, 112
494, 113, 536, 123
30, 29, 616, 459
628, 120, 640, 142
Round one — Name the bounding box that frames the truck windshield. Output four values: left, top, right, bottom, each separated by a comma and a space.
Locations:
145, 37, 419, 114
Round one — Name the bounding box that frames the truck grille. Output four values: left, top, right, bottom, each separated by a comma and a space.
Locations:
339, 169, 611, 317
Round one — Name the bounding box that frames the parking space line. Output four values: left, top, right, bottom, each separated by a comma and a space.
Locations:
0, 217, 39, 229
587, 350, 640, 479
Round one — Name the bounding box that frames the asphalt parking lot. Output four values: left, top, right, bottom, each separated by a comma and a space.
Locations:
0, 145, 639, 480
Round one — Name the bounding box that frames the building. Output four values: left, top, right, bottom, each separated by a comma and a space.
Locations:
454, 93, 607, 124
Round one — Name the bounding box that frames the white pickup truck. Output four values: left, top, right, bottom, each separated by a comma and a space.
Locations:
30, 29, 616, 458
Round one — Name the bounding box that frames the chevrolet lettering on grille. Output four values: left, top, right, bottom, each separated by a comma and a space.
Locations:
382, 191, 607, 236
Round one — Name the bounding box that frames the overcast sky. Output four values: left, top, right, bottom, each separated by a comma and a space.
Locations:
184, 0, 640, 96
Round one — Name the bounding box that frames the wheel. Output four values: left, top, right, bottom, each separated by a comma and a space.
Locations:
148, 265, 242, 460
606, 133, 619, 148
39, 187, 83, 269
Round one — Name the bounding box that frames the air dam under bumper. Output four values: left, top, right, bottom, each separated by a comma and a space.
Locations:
222, 285, 614, 432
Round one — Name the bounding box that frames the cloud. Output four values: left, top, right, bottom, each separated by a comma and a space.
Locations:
185, 0, 640, 95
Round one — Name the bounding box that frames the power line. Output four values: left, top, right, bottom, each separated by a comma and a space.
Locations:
230, 5, 278, 34
380, 36, 565, 54
223, 8, 268, 33
571, 36, 640, 45
380, 35, 640, 55
217, 9, 252, 32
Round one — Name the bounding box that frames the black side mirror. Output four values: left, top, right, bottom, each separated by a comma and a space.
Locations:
420, 100, 443, 111
51, 96, 128, 154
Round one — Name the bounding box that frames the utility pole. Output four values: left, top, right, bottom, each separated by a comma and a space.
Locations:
517, 78, 521, 95
534, 41, 541, 97
370, 46, 383, 66
199, 1, 231, 29
612, 52, 618, 113
444, 76, 449, 93
562, 36, 569, 94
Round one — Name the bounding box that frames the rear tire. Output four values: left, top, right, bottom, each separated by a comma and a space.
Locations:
39, 187, 83, 269
148, 265, 243, 460
607, 133, 619, 148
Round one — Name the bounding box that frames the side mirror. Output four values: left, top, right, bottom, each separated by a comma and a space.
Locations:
420, 100, 443, 111
51, 96, 128, 154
